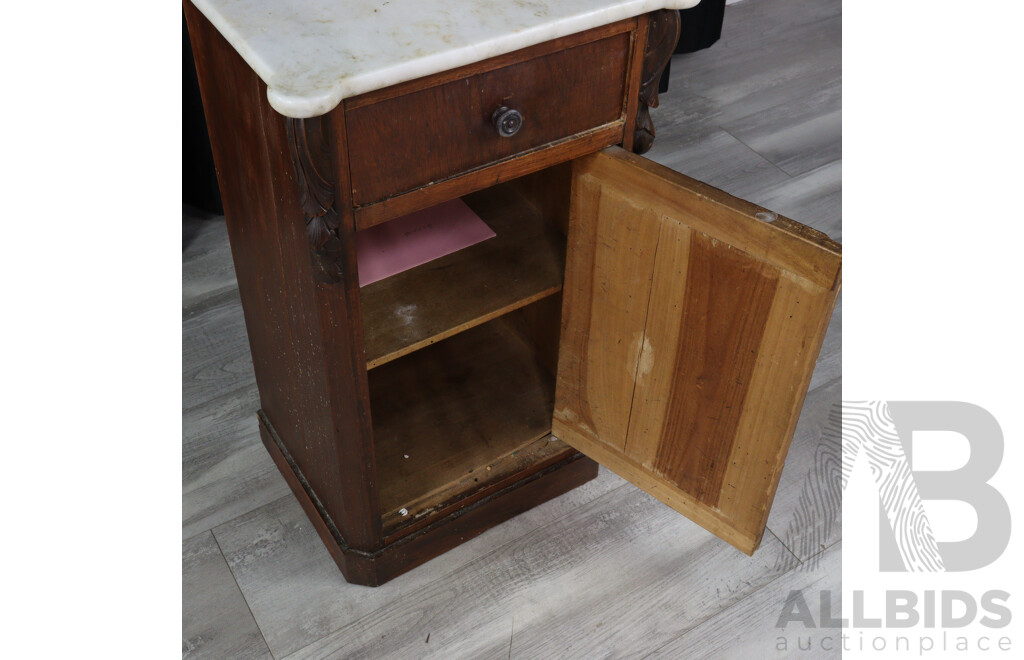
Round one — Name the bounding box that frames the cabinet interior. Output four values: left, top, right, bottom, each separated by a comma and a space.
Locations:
358, 165, 575, 535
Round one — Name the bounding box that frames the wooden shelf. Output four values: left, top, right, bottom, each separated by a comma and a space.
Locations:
368, 317, 567, 533
360, 185, 565, 370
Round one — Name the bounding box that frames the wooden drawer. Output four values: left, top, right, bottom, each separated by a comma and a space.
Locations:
345, 25, 633, 210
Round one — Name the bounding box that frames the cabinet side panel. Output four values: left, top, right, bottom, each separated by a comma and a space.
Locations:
185, 3, 380, 551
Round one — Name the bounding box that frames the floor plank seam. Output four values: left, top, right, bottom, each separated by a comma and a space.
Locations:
182, 382, 259, 422
794, 157, 842, 179
766, 396, 843, 563
277, 479, 638, 659
507, 615, 514, 660
766, 526, 801, 567
183, 284, 242, 320
813, 374, 842, 395
816, 382, 843, 446
182, 384, 259, 418
210, 527, 279, 660
637, 557, 803, 660
801, 536, 843, 568
182, 528, 219, 546
209, 493, 295, 534
791, 8, 843, 30
719, 127, 795, 180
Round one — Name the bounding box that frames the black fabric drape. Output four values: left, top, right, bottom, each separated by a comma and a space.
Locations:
183, 13, 224, 215
660, 0, 727, 94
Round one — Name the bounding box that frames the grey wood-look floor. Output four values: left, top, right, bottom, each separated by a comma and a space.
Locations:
182, 0, 842, 657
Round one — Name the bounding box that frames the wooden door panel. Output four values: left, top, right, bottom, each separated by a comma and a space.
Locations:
554, 147, 841, 554
554, 173, 660, 453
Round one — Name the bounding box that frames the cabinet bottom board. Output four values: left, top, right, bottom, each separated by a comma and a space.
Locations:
368, 315, 565, 534
258, 410, 597, 587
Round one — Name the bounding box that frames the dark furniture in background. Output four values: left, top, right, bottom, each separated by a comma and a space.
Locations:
660, 0, 727, 93
678, 0, 727, 53
183, 14, 222, 215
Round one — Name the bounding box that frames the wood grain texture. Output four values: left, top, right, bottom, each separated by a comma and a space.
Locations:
552, 175, 659, 454
182, 220, 293, 538
353, 123, 624, 230
504, 161, 572, 236
183, 532, 272, 660
344, 18, 638, 110
182, 213, 239, 307
750, 159, 842, 243
619, 12, 649, 153
369, 453, 597, 585
286, 116, 346, 284
653, 232, 779, 504
211, 466, 619, 659
281, 483, 796, 660
361, 183, 564, 370
621, 218, 693, 471
581, 147, 841, 287
185, 0, 844, 651
554, 146, 841, 554
766, 379, 842, 562
645, 0, 842, 186
185, 3, 381, 556
724, 77, 841, 178
182, 289, 255, 413
259, 410, 595, 587
496, 293, 564, 379
188, 2, 630, 587
648, 127, 794, 201
632, 9, 680, 154
714, 270, 839, 546
378, 432, 575, 545
256, 414, 377, 586
183, 383, 290, 539
347, 30, 631, 206
651, 542, 841, 659
808, 290, 842, 392
368, 319, 563, 529
638, 229, 781, 507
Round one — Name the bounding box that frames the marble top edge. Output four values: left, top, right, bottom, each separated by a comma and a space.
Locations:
191, 0, 701, 119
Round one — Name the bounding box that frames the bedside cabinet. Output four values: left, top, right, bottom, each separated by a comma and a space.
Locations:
185, 1, 841, 587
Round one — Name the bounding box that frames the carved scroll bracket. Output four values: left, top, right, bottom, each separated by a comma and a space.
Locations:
633, 9, 681, 154
286, 117, 344, 284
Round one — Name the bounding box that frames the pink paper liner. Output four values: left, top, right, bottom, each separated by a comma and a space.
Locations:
355, 198, 496, 287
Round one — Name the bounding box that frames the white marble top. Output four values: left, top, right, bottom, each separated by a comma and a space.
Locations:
191, 0, 700, 118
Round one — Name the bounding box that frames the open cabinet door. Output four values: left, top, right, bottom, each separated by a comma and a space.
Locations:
553, 147, 841, 554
